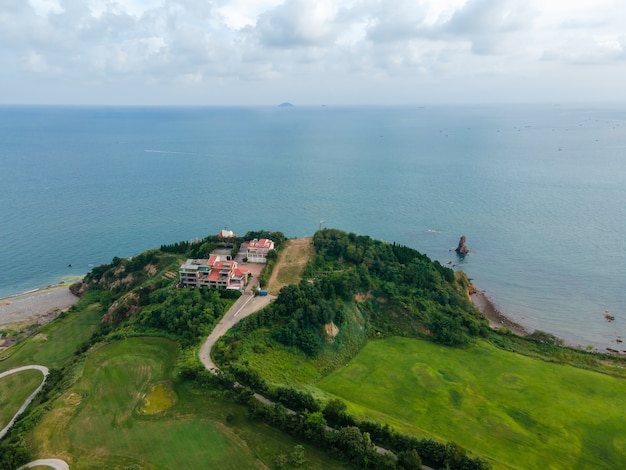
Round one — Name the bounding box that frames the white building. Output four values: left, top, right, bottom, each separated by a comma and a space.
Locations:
246, 238, 275, 263
218, 229, 236, 238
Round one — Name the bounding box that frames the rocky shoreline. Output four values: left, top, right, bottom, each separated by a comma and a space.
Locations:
0, 286, 79, 351
470, 289, 529, 336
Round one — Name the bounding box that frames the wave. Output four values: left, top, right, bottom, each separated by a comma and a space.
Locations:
145, 149, 222, 158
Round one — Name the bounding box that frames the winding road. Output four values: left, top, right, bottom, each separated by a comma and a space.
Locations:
4, 281, 394, 467
199, 293, 275, 372
17, 459, 70, 470
1, 292, 275, 470
197, 286, 400, 460
0, 365, 49, 440
0, 365, 69, 469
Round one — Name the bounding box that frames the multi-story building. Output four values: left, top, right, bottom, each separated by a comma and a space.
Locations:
246, 238, 275, 263
179, 255, 248, 289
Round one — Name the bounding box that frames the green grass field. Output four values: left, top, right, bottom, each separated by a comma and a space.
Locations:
0, 369, 44, 431
0, 306, 102, 373
30, 336, 348, 469
316, 336, 626, 469
224, 302, 368, 389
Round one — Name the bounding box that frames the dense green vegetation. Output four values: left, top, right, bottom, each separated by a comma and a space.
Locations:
0, 231, 349, 469
216, 228, 490, 385
3, 228, 625, 469
218, 229, 489, 375
214, 229, 626, 469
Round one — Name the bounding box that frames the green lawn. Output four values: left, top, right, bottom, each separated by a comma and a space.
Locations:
0, 306, 102, 373
316, 337, 626, 470
223, 303, 368, 389
0, 369, 44, 431
30, 337, 348, 469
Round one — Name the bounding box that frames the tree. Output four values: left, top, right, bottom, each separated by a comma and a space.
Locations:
333, 426, 375, 462
323, 398, 348, 425
303, 411, 328, 440
397, 449, 422, 469
289, 444, 306, 467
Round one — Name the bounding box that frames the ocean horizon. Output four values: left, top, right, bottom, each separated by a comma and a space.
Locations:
1, 103, 624, 350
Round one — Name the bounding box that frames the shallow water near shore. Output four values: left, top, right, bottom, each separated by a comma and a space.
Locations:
0, 104, 625, 349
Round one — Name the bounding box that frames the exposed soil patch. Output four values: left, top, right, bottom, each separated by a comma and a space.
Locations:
355, 291, 374, 303
32, 333, 48, 342
266, 237, 314, 295
66, 393, 83, 406
325, 321, 339, 338
144, 264, 158, 276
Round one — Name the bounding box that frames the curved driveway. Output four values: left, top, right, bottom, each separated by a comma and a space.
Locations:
1, 293, 274, 470
18, 459, 70, 470
0, 365, 49, 439
199, 293, 274, 372
1, 366, 72, 468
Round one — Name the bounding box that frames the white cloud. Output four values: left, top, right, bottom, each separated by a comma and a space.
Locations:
19, 50, 58, 74
255, 0, 341, 47
29, 0, 63, 16
1, 0, 626, 104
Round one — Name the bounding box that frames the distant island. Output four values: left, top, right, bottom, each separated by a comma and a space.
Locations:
278, 102, 294, 107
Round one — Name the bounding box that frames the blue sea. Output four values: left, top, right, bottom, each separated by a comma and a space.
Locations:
1, 104, 625, 349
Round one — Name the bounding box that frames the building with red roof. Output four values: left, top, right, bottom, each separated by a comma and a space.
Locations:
218, 229, 236, 238
179, 255, 248, 290
245, 238, 275, 263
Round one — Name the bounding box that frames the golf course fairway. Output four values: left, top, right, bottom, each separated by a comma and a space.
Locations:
317, 336, 626, 469
29, 337, 269, 468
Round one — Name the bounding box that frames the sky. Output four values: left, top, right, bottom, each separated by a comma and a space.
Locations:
2, 0, 626, 105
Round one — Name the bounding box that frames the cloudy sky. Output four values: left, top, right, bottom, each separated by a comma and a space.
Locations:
2, 0, 626, 105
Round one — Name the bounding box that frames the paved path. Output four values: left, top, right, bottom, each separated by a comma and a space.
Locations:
199, 293, 275, 372
198, 293, 398, 460
18, 459, 70, 470
0, 365, 49, 439
1, 366, 72, 469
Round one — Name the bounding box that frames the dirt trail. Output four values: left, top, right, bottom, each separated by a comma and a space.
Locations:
266, 237, 314, 295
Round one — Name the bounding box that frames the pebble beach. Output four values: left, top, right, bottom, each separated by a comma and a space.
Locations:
0, 285, 79, 327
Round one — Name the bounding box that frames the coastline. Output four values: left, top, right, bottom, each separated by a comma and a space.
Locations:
470, 289, 529, 337
0, 284, 79, 330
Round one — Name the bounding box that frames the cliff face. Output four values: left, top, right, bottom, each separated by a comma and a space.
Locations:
455, 236, 469, 255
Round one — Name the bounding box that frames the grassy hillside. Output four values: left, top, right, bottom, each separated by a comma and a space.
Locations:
217, 301, 368, 387
4, 229, 626, 469
317, 337, 626, 469
0, 306, 102, 373
1, 233, 351, 469
215, 229, 626, 469
30, 337, 261, 468
0, 370, 43, 431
